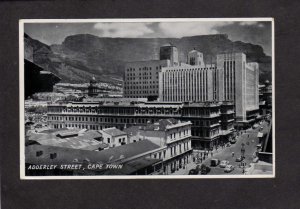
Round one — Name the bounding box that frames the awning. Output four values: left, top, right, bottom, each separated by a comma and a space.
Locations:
257, 132, 264, 138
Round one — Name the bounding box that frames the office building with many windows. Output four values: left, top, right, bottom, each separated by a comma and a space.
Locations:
124, 44, 179, 100
47, 100, 234, 149
216, 53, 259, 128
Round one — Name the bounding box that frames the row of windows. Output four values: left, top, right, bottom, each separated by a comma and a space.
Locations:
126, 66, 162, 71
169, 129, 189, 140
126, 76, 159, 80
170, 141, 190, 157
126, 72, 159, 76
165, 67, 215, 73
125, 90, 159, 95
49, 107, 223, 117
53, 123, 111, 130
125, 81, 159, 85
124, 85, 159, 90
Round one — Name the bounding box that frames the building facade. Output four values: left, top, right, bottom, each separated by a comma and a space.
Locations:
159, 43, 179, 66
216, 53, 259, 128
124, 44, 179, 100
47, 101, 234, 149
100, 127, 128, 148
159, 49, 217, 103
124, 59, 171, 99
159, 65, 216, 102
125, 119, 193, 174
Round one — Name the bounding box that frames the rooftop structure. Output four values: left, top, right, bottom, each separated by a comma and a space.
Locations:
28, 129, 105, 151
25, 139, 164, 175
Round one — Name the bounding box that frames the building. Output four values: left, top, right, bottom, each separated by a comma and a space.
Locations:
159, 50, 259, 129
25, 59, 61, 99
124, 119, 193, 174
187, 49, 205, 66
124, 59, 171, 100
25, 139, 164, 176
88, 77, 98, 97
47, 100, 235, 149
259, 80, 272, 116
123, 44, 179, 100
159, 64, 216, 102
159, 43, 179, 66
159, 48, 217, 102
100, 127, 128, 148
27, 129, 107, 151
216, 53, 259, 128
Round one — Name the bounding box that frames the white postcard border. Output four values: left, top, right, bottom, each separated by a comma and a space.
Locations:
19, 18, 275, 180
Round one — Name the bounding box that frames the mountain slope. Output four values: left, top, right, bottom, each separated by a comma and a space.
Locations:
25, 33, 272, 84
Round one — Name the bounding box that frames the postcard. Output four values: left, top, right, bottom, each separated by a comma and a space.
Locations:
20, 18, 274, 179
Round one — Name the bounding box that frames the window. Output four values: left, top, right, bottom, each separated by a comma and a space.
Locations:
107, 138, 110, 143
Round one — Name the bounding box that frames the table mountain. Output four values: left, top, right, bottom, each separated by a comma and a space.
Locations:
24, 33, 271, 84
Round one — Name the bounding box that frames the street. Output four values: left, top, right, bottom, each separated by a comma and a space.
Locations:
173, 120, 270, 175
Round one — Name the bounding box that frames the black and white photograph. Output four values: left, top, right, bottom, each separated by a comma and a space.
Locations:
20, 18, 274, 179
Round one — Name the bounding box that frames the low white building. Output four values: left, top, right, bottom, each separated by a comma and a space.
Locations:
100, 127, 128, 148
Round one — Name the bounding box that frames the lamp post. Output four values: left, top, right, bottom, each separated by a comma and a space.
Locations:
241, 143, 245, 159
240, 160, 247, 174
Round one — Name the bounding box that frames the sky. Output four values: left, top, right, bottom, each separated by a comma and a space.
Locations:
24, 20, 272, 55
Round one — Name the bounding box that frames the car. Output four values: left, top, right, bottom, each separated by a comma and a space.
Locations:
229, 138, 237, 144
226, 143, 231, 147
188, 169, 198, 175
188, 165, 201, 175
210, 159, 220, 167
224, 165, 235, 173
219, 160, 229, 168
235, 156, 243, 162
200, 164, 211, 175
253, 157, 259, 163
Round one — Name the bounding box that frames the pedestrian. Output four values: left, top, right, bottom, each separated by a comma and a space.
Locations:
232, 152, 235, 157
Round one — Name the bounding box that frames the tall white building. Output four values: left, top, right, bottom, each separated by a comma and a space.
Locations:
159, 65, 216, 102
216, 53, 259, 126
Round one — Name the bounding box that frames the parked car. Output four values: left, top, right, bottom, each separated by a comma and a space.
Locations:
219, 160, 229, 168
200, 164, 211, 175
226, 143, 231, 147
253, 157, 259, 163
230, 138, 237, 144
224, 165, 235, 173
188, 165, 201, 175
210, 159, 220, 167
235, 156, 243, 162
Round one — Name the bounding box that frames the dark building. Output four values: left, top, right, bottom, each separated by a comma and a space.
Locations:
25, 59, 61, 99
47, 101, 235, 150
259, 80, 272, 116
88, 77, 98, 97
25, 140, 163, 176
159, 43, 179, 66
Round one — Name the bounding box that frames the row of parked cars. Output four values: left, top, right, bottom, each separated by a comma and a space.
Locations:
188, 159, 236, 175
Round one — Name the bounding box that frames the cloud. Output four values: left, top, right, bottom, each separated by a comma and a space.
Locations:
158, 22, 234, 37
93, 22, 154, 37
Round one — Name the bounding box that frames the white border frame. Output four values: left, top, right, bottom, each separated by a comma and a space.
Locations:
19, 18, 275, 180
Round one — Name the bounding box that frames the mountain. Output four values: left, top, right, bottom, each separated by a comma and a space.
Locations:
24, 33, 272, 84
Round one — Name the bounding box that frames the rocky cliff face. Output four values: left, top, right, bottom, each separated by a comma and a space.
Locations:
25, 33, 271, 84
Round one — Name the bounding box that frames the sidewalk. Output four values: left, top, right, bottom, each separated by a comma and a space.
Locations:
172, 146, 229, 175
